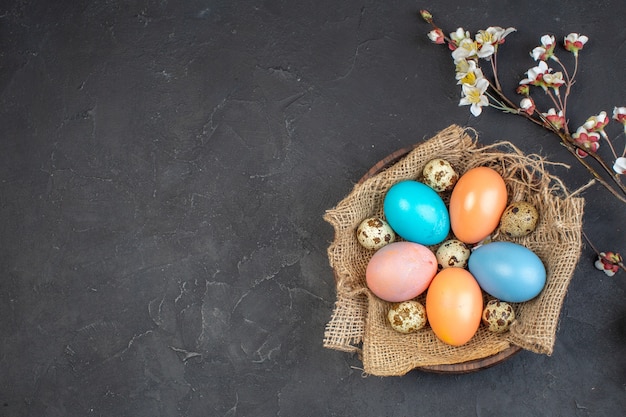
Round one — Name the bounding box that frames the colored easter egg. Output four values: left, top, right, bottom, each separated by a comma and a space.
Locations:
383, 180, 450, 246
426, 268, 483, 346
449, 167, 508, 244
366, 241, 438, 302
468, 241, 546, 302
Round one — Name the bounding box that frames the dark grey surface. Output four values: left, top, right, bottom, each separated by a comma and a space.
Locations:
1, 1, 625, 416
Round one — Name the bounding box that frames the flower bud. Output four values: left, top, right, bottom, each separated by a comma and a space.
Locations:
594, 252, 623, 276
583, 111, 609, 132
428, 28, 445, 44
520, 97, 535, 115
564, 33, 588, 56
420, 10, 433, 23
542, 108, 565, 130
613, 107, 626, 124
572, 126, 600, 157
531, 35, 555, 61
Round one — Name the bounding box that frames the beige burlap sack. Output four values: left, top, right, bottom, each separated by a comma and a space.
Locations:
323, 125, 584, 376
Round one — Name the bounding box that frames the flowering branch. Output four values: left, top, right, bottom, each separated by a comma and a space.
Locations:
420, 10, 625, 276
420, 10, 626, 205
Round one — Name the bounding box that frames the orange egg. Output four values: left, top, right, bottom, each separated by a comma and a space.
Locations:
449, 166, 508, 244
425, 268, 483, 346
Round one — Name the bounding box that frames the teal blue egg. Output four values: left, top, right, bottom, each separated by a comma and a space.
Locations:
383, 180, 450, 246
468, 241, 546, 302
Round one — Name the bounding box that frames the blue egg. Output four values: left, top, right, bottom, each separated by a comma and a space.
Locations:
468, 241, 546, 302
383, 180, 450, 245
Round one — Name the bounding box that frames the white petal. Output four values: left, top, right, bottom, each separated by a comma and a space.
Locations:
461, 83, 475, 95
475, 78, 489, 92
470, 104, 483, 116
451, 48, 467, 61
531, 47, 545, 60
575, 126, 589, 135
613, 157, 626, 174
502, 27, 516, 38
477, 44, 494, 58
540, 34, 553, 46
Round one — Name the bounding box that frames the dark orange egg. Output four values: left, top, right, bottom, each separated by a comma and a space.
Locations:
426, 268, 483, 346
449, 167, 508, 244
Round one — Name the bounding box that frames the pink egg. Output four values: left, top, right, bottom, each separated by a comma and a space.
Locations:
366, 242, 438, 302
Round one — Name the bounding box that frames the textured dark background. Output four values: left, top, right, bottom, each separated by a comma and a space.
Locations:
1, 1, 625, 416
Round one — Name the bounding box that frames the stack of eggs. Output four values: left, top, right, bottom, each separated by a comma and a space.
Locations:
357, 159, 544, 347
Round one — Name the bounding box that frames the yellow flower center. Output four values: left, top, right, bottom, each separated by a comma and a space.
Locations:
455, 60, 469, 74
480, 31, 495, 44
461, 72, 476, 85
465, 88, 482, 104
462, 40, 477, 52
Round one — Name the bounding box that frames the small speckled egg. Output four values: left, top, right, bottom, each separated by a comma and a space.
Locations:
422, 158, 458, 192
436, 239, 470, 269
482, 300, 515, 333
356, 217, 395, 250
499, 202, 539, 238
387, 300, 427, 333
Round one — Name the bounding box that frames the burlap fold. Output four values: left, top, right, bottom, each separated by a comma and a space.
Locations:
323, 125, 584, 376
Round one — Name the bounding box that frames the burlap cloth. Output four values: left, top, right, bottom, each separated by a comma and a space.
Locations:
323, 125, 585, 376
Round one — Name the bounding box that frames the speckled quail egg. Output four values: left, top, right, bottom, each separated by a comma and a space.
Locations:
499, 201, 539, 238
436, 239, 470, 269
356, 217, 396, 250
482, 300, 515, 333
387, 300, 427, 333
422, 158, 458, 192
